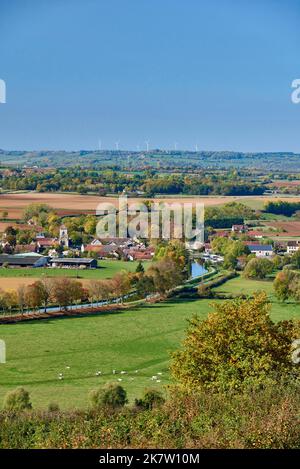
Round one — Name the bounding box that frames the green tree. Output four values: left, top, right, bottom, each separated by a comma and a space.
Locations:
244, 257, 273, 279
291, 249, 300, 269
273, 270, 295, 302
135, 388, 165, 410
89, 383, 127, 409
3, 387, 32, 411
171, 292, 300, 392
136, 261, 144, 274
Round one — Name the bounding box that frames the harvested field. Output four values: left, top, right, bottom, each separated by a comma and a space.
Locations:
268, 180, 300, 187
1, 192, 300, 219
263, 220, 300, 237
0, 277, 93, 291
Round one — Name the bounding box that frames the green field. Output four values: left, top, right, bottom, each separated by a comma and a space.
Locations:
0, 298, 213, 409
214, 275, 300, 322
0, 260, 140, 279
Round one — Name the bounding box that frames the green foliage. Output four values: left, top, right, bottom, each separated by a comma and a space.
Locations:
3, 387, 32, 411
197, 284, 213, 298
48, 402, 60, 412
264, 200, 300, 217
135, 389, 165, 410
243, 257, 273, 279
291, 249, 300, 269
89, 383, 127, 409
171, 292, 300, 392
273, 270, 300, 302
135, 261, 144, 274
0, 384, 300, 448
23, 203, 51, 223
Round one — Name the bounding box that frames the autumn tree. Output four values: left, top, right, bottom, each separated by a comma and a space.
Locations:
52, 278, 84, 310
171, 292, 300, 392
273, 270, 295, 302
16, 285, 27, 315
148, 258, 183, 295
112, 272, 131, 303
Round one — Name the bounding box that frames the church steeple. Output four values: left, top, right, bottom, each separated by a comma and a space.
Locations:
59, 224, 69, 248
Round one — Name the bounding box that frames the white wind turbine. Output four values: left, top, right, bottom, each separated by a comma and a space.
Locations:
115, 141, 120, 151
174, 141, 178, 151
145, 140, 150, 152
98, 139, 102, 151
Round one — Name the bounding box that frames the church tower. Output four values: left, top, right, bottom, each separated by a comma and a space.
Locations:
59, 224, 69, 248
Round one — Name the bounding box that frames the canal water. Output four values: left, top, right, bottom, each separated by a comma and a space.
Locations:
191, 261, 207, 279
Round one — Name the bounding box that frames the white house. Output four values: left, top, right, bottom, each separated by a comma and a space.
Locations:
248, 244, 273, 257
287, 241, 300, 255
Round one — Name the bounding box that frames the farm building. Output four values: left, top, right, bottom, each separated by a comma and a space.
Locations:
0, 253, 48, 267
49, 258, 97, 269
287, 241, 300, 254
248, 244, 273, 257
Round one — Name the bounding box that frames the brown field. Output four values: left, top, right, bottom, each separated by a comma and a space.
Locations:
0, 222, 30, 232
268, 180, 300, 187
264, 221, 300, 237
2, 192, 300, 220
0, 277, 92, 291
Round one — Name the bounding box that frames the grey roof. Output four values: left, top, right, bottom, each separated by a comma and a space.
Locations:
248, 245, 273, 251
0, 254, 46, 266
49, 257, 95, 264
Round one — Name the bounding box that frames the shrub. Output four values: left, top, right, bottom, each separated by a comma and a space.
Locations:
48, 402, 60, 412
197, 284, 213, 298
135, 389, 165, 410
171, 292, 300, 392
89, 383, 127, 409
3, 387, 32, 411
243, 257, 273, 279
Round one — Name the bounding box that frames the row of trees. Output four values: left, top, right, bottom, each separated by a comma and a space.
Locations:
0, 166, 264, 196
264, 200, 300, 217
0, 278, 86, 315
0, 242, 188, 316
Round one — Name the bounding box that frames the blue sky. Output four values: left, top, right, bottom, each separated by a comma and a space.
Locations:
0, 0, 300, 152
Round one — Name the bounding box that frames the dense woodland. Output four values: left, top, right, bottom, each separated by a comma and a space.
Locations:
0, 167, 264, 196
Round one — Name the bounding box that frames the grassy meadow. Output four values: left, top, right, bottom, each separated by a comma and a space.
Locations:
0, 275, 299, 410
0, 260, 140, 280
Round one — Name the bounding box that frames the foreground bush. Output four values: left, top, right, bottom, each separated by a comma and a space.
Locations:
135, 388, 165, 410
0, 385, 299, 449
171, 292, 300, 392
3, 388, 32, 411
